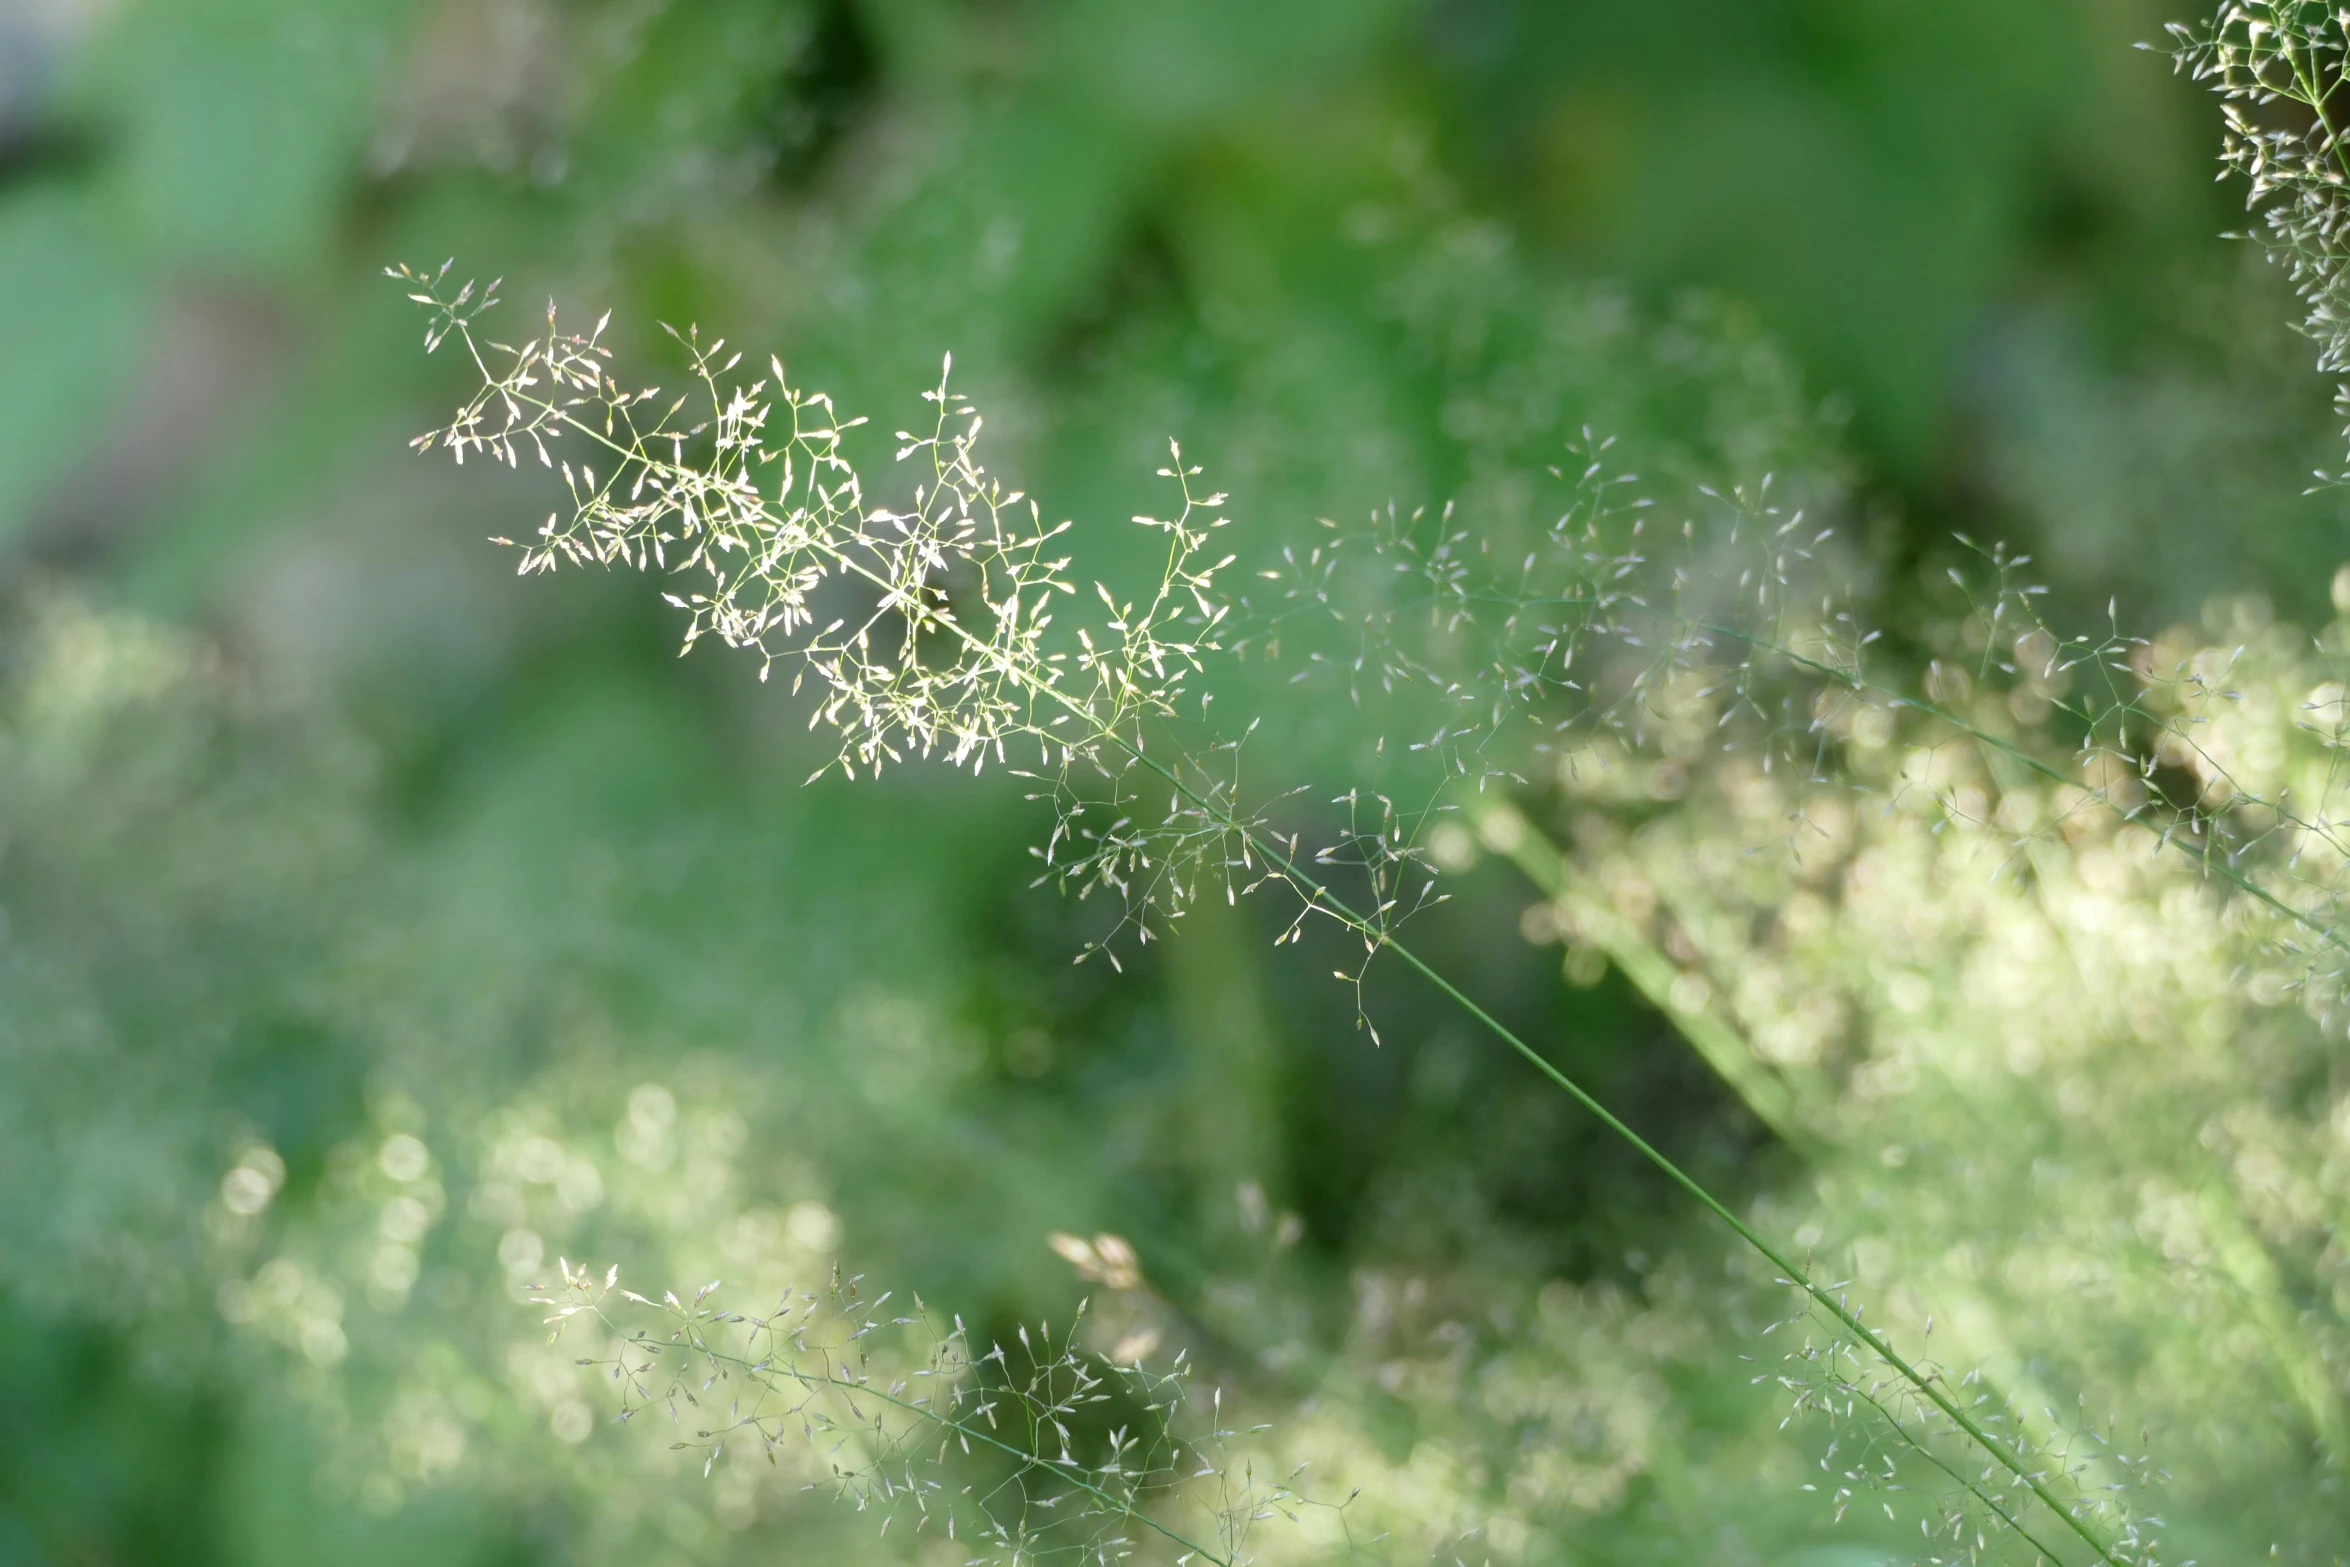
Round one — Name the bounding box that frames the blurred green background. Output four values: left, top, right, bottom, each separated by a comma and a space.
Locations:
4, 0, 2348, 1563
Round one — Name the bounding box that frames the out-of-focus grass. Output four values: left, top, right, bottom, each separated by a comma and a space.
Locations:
4, 1, 2349, 1563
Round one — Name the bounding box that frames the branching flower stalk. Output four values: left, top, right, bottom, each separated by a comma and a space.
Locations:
2169, 4, 2350, 479
394, 263, 2153, 1564
533, 1262, 1306, 1567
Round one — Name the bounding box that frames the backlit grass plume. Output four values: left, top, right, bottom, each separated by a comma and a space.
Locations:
396, 261, 1254, 964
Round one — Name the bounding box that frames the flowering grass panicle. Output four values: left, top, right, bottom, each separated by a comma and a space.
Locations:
537, 1261, 1307, 1567
392, 260, 1276, 963
2168, 4, 2350, 478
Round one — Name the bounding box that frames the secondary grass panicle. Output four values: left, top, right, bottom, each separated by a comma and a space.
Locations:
2168, 4, 2350, 480
395, 266, 2171, 1564
1763, 1285, 2169, 1566
535, 1261, 1307, 1567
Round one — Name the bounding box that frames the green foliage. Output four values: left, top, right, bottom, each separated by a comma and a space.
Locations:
10, 1, 2350, 1565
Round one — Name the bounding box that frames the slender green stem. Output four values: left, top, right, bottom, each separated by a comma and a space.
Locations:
1351, 911, 2102, 1565
1839, 1356, 2047, 1552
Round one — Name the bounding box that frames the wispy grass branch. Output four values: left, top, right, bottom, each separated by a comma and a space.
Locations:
535, 1261, 1305, 1566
